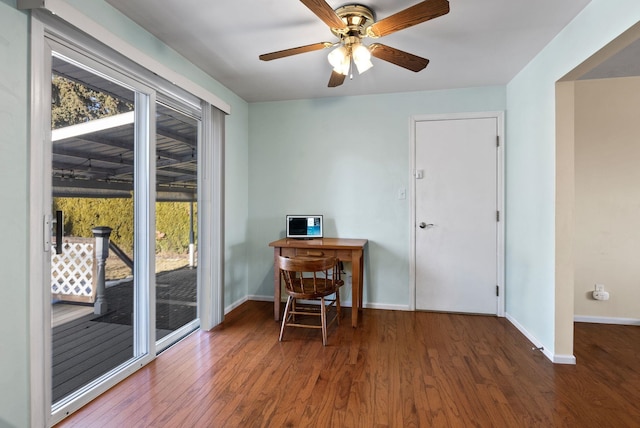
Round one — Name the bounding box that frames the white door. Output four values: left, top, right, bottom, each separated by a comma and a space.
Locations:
415, 116, 499, 314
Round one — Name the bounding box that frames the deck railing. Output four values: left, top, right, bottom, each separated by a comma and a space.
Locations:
51, 237, 97, 303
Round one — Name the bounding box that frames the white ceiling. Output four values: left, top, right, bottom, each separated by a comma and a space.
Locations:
105, 0, 593, 103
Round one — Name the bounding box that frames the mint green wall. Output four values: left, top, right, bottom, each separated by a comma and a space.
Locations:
0, 2, 29, 426
247, 87, 506, 306
506, 0, 640, 356
0, 1, 249, 425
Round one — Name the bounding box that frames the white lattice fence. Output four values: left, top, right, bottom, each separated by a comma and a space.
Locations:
51, 237, 97, 303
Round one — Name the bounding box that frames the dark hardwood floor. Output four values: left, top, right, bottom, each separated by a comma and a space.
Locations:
56, 301, 640, 427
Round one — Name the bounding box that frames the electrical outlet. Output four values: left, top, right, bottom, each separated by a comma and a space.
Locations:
593, 290, 610, 301
595, 284, 605, 292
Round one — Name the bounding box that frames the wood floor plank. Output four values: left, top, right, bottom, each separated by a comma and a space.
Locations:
56, 301, 640, 427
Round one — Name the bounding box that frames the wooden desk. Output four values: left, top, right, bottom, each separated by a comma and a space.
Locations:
269, 238, 367, 328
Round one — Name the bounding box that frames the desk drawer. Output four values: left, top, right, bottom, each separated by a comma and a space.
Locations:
279, 247, 334, 258
278, 248, 353, 262
280, 248, 297, 258
294, 248, 335, 258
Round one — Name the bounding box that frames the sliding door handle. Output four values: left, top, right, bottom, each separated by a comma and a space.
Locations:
55, 210, 63, 255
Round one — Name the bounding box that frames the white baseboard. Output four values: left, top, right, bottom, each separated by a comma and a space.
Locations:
249, 295, 349, 306
553, 354, 578, 364
224, 296, 248, 314
245, 295, 409, 312
363, 302, 411, 311
247, 294, 274, 302
574, 315, 640, 326
505, 313, 576, 365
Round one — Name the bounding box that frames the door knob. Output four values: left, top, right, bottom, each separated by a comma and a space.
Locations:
419, 222, 434, 229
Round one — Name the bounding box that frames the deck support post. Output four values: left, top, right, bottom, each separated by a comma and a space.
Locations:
92, 226, 112, 315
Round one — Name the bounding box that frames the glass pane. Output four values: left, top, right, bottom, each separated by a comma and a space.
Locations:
155, 102, 199, 341
50, 55, 140, 404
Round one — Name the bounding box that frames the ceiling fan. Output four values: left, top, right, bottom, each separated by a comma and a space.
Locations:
259, 0, 450, 87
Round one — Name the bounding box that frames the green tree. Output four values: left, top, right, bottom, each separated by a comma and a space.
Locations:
54, 198, 196, 255
54, 197, 135, 252
51, 75, 133, 129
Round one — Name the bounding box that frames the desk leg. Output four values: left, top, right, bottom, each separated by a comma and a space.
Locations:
351, 249, 363, 328
358, 250, 364, 311
274, 248, 281, 321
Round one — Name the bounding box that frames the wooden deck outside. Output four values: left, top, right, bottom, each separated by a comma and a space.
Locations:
52, 311, 133, 402
51, 267, 197, 403
52, 304, 94, 328
56, 300, 640, 427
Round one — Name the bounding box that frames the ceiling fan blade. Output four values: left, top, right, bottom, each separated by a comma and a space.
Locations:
368, 0, 450, 38
328, 70, 346, 87
300, 0, 348, 30
259, 42, 332, 61
369, 43, 430, 72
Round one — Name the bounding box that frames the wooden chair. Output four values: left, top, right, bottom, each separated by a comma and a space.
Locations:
277, 256, 343, 346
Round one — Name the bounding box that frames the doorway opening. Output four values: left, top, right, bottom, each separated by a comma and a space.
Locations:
555, 21, 640, 360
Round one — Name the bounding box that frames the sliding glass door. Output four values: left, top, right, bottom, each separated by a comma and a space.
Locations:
155, 101, 200, 348
28, 11, 223, 425
47, 42, 204, 418
49, 51, 152, 409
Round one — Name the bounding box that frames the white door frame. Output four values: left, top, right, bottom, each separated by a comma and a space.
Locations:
409, 111, 505, 316
33, 35, 158, 426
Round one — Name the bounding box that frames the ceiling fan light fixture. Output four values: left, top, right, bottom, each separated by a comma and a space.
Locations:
334, 57, 351, 76
327, 45, 346, 67
352, 44, 373, 74
355, 58, 373, 74
260, 0, 449, 87
328, 46, 350, 75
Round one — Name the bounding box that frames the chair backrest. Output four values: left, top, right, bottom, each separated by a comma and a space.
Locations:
277, 256, 341, 298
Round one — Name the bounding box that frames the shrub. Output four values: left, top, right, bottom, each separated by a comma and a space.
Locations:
53, 197, 196, 254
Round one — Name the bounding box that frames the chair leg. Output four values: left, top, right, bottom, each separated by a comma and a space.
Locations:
320, 296, 327, 346
279, 296, 293, 342
336, 289, 341, 326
